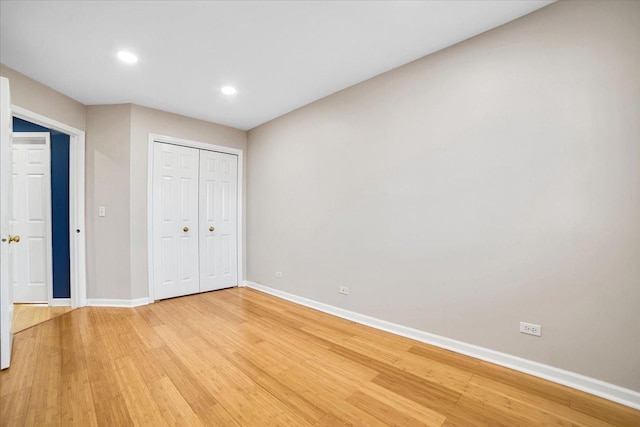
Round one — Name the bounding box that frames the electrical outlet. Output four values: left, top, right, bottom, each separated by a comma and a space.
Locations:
520, 322, 541, 337
338, 286, 349, 295
275, 272, 283, 278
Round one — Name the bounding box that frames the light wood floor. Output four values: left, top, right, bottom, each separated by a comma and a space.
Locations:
12, 304, 74, 333
1, 288, 638, 426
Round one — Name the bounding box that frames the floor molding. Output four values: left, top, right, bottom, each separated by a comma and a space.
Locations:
243, 280, 640, 410
49, 298, 71, 307
86, 297, 149, 308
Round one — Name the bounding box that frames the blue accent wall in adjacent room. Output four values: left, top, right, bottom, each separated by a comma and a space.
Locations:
13, 117, 71, 299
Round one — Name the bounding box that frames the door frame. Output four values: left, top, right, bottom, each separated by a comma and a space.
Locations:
11, 106, 87, 308
147, 133, 244, 302
12, 132, 54, 304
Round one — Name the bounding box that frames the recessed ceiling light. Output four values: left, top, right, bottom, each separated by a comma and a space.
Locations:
221, 86, 237, 95
117, 51, 138, 64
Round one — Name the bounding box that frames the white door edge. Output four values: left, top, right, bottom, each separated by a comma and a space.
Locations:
1, 76, 14, 369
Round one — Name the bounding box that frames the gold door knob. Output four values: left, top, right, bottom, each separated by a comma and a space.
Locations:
8, 235, 20, 244
183, 226, 189, 232
209, 226, 215, 232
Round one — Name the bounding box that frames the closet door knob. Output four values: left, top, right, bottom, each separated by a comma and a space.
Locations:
183, 226, 189, 232
209, 226, 215, 232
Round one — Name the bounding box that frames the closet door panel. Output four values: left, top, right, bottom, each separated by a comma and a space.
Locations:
199, 154, 217, 292
199, 150, 237, 291
153, 143, 200, 300
216, 152, 238, 288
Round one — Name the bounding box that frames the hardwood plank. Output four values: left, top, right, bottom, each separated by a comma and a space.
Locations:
278, 366, 390, 427
23, 321, 63, 426
466, 375, 617, 426
0, 287, 637, 426
0, 333, 39, 397
372, 370, 462, 408
1, 389, 31, 426
147, 376, 205, 426
392, 350, 474, 392
150, 346, 240, 426
409, 343, 583, 407
215, 385, 314, 426
60, 369, 99, 426
569, 392, 640, 426
83, 331, 135, 427
111, 356, 167, 426
346, 390, 439, 427
12, 304, 73, 334
230, 352, 327, 424
303, 357, 446, 426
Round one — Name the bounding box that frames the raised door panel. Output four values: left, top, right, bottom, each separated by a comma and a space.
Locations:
199, 150, 237, 292
153, 143, 200, 300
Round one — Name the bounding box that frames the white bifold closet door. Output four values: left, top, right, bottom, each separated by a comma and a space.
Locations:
153, 143, 200, 300
153, 142, 238, 301
199, 150, 238, 292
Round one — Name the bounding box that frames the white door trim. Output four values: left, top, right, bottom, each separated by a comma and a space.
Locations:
12, 132, 53, 304
11, 106, 87, 308
147, 133, 244, 303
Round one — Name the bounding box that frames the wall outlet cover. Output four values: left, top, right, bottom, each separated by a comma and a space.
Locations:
520, 322, 542, 337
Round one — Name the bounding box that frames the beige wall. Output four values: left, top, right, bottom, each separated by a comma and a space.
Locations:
247, 0, 640, 391
0, 64, 86, 131
86, 104, 132, 299
129, 104, 248, 299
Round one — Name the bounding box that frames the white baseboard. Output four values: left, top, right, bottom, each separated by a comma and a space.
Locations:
243, 280, 640, 410
49, 298, 71, 307
131, 297, 150, 307
86, 297, 150, 308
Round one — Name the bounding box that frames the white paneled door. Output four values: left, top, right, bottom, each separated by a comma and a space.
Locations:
1, 76, 15, 369
152, 143, 200, 300
152, 142, 239, 301
199, 150, 238, 292
12, 133, 52, 303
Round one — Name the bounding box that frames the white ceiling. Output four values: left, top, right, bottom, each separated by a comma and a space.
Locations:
0, 1, 552, 130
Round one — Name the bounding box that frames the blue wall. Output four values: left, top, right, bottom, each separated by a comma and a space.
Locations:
13, 117, 71, 299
